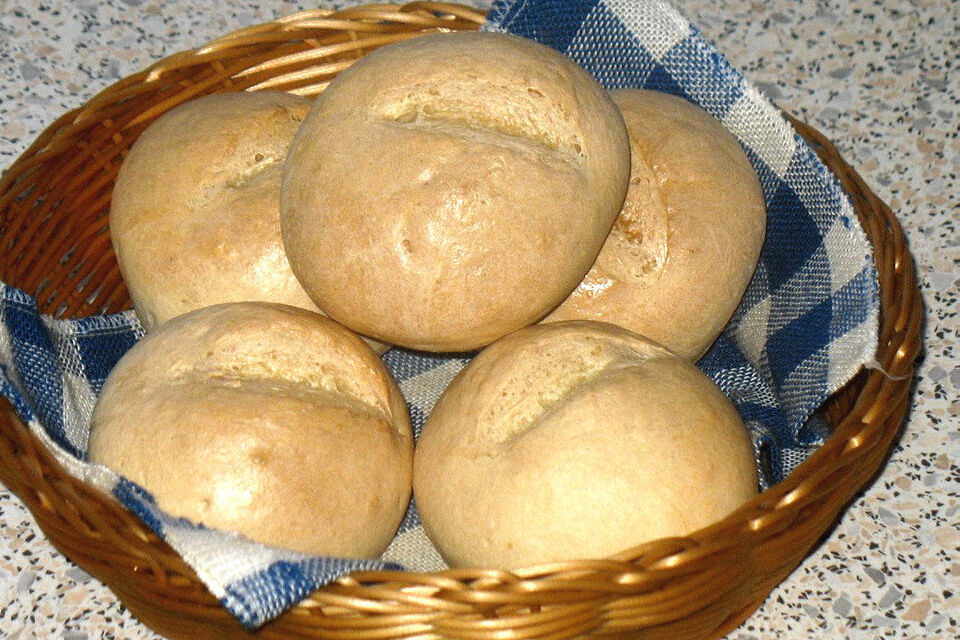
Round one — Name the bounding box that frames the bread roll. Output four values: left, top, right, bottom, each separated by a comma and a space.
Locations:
414, 321, 758, 569
281, 32, 631, 352
109, 91, 389, 354
88, 302, 412, 558
543, 90, 766, 361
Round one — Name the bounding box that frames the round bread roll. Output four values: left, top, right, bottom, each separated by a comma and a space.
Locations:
543, 89, 766, 361
88, 302, 412, 558
414, 321, 758, 569
281, 32, 631, 352
109, 91, 389, 354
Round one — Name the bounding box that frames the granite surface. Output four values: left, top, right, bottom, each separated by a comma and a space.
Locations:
0, 1, 957, 639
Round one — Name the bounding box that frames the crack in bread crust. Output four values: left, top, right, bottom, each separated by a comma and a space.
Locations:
378, 115, 584, 171
477, 336, 668, 451
606, 142, 669, 284
374, 80, 587, 164
224, 154, 282, 190
493, 359, 650, 454
162, 346, 393, 429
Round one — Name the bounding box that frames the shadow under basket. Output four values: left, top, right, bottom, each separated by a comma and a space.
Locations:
0, 3, 923, 640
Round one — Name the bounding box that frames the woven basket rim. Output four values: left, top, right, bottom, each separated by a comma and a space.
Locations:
0, 3, 923, 639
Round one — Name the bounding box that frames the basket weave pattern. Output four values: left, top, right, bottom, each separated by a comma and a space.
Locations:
0, 3, 922, 639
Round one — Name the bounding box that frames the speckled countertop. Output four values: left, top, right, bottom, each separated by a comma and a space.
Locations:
0, 1, 957, 639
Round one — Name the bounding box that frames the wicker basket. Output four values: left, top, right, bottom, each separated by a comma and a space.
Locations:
0, 3, 922, 639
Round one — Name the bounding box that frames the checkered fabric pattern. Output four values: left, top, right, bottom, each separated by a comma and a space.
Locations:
0, 0, 878, 629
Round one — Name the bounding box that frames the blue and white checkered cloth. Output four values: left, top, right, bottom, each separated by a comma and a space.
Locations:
0, 0, 878, 629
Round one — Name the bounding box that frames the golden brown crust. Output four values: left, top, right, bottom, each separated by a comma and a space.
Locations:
414, 321, 758, 569
544, 90, 766, 361
281, 32, 631, 352
109, 91, 390, 354
88, 302, 412, 558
